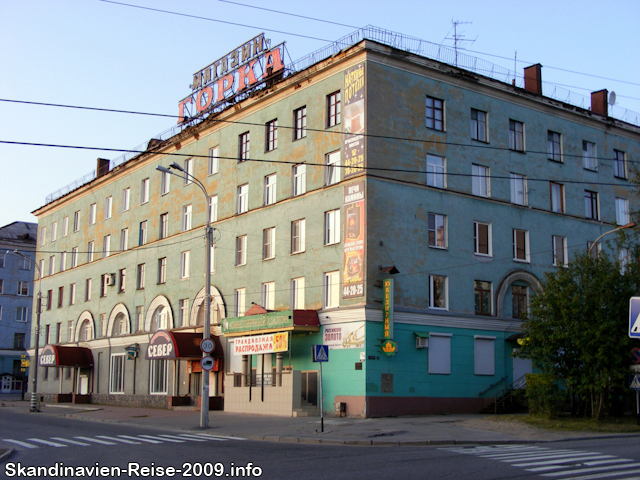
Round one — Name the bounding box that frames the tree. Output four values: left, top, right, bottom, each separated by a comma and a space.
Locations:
519, 251, 637, 419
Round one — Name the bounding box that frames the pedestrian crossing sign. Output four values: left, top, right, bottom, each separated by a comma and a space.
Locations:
312, 345, 329, 362
629, 297, 640, 338
630, 375, 640, 391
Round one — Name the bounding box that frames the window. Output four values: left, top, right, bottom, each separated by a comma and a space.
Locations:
234, 288, 246, 317
141, 178, 150, 204
15, 307, 28, 322
85, 278, 92, 301
428, 213, 447, 248
429, 275, 448, 309
60, 251, 66, 272
137, 264, 145, 289
512, 285, 527, 319
210, 244, 216, 274
139, 221, 147, 246
547, 130, 562, 162
71, 247, 78, 268
236, 236, 247, 266
118, 269, 125, 293
614, 149, 627, 179
180, 251, 190, 278
294, 106, 307, 139
160, 213, 168, 239
39, 259, 44, 279
48, 255, 55, 276
122, 187, 130, 211
261, 282, 275, 310
160, 170, 171, 195
325, 151, 341, 186
67, 321, 73, 342
327, 91, 341, 127
87, 241, 94, 263
323, 271, 340, 309
550, 182, 565, 213
426, 154, 445, 188
425, 96, 444, 131
239, 132, 250, 161
264, 174, 276, 206
69, 283, 76, 305
14, 333, 26, 350
135, 306, 143, 333
105, 196, 113, 219
51, 222, 57, 242
181, 205, 192, 231
120, 228, 128, 252
472, 164, 490, 197
17, 281, 28, 296
20, 256, 30, 271
291, 277, 305, 309
62, 216, 68, 237
293, 164, 306, 196
291, 219, 305, 254
89, 203, 97, 225
209, 195, 218, 223
553, 236, 568, 267
179, 299, 189, 327
100, 274, 108, 297
149, 359, 168, 394
470, 109, 487, 142
158, 257, 166, 284
583, 141, 597, 170
263, 227, 275, 260
585, 190, 599, 220
109, 354, 125, 394
616, 198, 630, 225
103, 234, 111, 258
474, 337, 495, 375
510, 173, 527, 205
266, 120, 278, 151
509, 120, 524, 151
324, 209, 341, 245
0, 279, 3, 293
428, 334, 451, 374
474, 222, 492, 256
237, 185, 248, 214
184, 158, 194, 184
619, 248, 629, 274
46, 290, 52, 310
73, 210, 80, 232
40, 226, 46, 246
208, 146, 219, 175
474, 280, 492, 316
513, 229, 529, 262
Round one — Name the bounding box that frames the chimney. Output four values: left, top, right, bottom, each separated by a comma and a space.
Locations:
523, 64, 542, 95
591, 89, 608, 116
96, 158, 110, 178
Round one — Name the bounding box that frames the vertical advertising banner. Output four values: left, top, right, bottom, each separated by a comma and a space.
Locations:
343, 63, 365, 179
383, 278, 394, 339
343, 181, 365, 298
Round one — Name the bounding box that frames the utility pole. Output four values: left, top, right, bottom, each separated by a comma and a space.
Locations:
446, 20, 476, 67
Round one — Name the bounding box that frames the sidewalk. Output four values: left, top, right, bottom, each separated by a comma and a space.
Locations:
2, 396, 638, 451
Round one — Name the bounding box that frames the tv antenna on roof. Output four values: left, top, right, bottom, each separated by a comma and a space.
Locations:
446, 19, 477, 67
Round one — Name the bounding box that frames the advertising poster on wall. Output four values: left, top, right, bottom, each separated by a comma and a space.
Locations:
233, 332, 289, 356
343, 181, 365, 298
343, 63, 365, 178
324, 322, 365, 350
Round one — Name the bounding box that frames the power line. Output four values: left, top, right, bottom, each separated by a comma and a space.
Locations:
0, 98, 634, 165
99, 0, 334, 43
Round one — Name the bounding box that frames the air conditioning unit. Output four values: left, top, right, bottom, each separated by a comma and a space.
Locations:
105, 273, 116, 286
416, 337, 428, 349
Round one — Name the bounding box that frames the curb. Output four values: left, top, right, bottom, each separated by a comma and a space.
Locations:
0, 448, 14, 462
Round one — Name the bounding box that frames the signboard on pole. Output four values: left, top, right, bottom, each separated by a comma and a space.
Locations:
630, 374, 640, 391
200, 338, 215, 354
312, 345, 329, 362
629, 297, 640, 338
201, 356, 215, 371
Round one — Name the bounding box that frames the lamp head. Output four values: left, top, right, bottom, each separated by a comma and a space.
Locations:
169, 162, 184, 172
156, 165, 171, 174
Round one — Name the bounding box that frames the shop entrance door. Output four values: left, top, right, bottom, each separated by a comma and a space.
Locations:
1, 375, 11, 393
300, 371, 318, 406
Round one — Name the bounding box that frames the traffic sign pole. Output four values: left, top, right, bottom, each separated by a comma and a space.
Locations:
320, 361, 324, 433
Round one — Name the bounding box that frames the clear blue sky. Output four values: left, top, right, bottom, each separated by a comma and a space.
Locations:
1, 0, 638, 228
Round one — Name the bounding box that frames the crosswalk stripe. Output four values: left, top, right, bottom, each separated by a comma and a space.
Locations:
519, 455, 621, 469
172, 434, 208, 442
542, 462, 640, 477
183, 433, 227, 442
196, 434, 246, 441
482, 450, 587, 459
119, 435, 163, 444
3, 439, 39, 449
97, 435, 141, 445
74, 436, 117, 445
141, 435, 185, 443
504, 453, 607, 463
51, 437, 91, 446
568, 468, 640, 480
27, 438, 67, 447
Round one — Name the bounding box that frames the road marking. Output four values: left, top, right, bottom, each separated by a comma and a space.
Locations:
74, 436, 117, 445
140, 435, 185, 443
569, 468, 640, 480
97, 435, 141, 445
505, 453, 609, 463
27, 438, 67, 447
2, 439, 39, 449
520, 456, 623, 470
542, 463, 640, 477
197, 434, 246, 441
172, 434, 208, 442
51, 437, 91, 446
181, 433, 226, 442
122, 435, 164, 444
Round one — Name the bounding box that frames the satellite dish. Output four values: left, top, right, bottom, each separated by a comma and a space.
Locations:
609, 91, 616, 105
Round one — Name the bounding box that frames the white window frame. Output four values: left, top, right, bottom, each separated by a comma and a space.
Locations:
513, 229, 530, 263
614, 149, 627, 179
428, 275, 448, 310
209, 195, 218, 223
141, 178, 150, 204
103, 235, 111, 258
122, 187, 130, 211
160, 213, 168, 239
69, 283, 76, 306
263, 227, 275, 260
51, 221, 57, 242
17, 281, 29, 296
616, 197, 630, 225
139, 221, 147, 246
158, 257, 167, 284
40, 226, 46, 246
428, 213, 447, 249
291, 219, 306, 254
120, 228, 128, 252
105, 196, 113, 219
161, 170, 171, 195
73, 211, 80, 232
472, 164, 490, 197
89, 203, 97, 225
291, 277, 305, 310
550, 182, 565, 213
324, 209, 341, 246
184, 158, 194, 185
87, 241, 94, 263
426, 154, 445, 188
619, 248, 629, 274
510, 173, 527, 205
182, 205, 192, 231
237, 184, 248, 214
325, 150, 341, 186
234, 288, 246, 317
294, 106, 307, 140
180, 251, 190, 279
264, 174, 276, 206
137, 264, 145, 289
553, 236, 568, 267
266, 120, 278, 151
149, 359, 168, 394
85, 278, 92, 302
210, 244, 216, 274
261, 282, 275, 310
109, 354, 125, 394
15, 307, 29, 322
62, 216, 68, 237
323, 271, 340, 309
293, 164, 306, 196
582, 141, 597, 170
584, 190, 599, 220
473, 222, 492, 256
208, 146, 219, 175
236, 236, 247, 266
239, 132, 250, 161
71, 247, 78, 268
327, 91, 341, 128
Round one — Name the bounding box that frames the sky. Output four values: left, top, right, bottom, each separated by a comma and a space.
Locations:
1, 0, 638, 228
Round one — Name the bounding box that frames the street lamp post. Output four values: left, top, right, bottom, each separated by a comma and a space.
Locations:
8, 249, 41, 412
588, 222, 636, 255
156, 163, 213, 428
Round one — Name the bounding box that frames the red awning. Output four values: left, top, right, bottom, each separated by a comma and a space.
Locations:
146, 330, 223, 360
39, 345, 94, 367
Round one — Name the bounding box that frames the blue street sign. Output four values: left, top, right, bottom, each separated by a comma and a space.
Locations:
312, 345, 329, 362
630, 374, 640, 391
629, 297, 640, 339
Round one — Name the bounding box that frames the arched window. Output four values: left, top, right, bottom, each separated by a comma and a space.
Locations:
79, 319, 93, 341
112, 313, 126, 336
150, 306, 167, 332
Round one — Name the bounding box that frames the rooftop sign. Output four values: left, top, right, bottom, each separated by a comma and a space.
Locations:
178, 33, 285, 123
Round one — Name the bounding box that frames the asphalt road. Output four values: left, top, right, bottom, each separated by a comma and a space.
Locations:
2, 408, 640, 480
